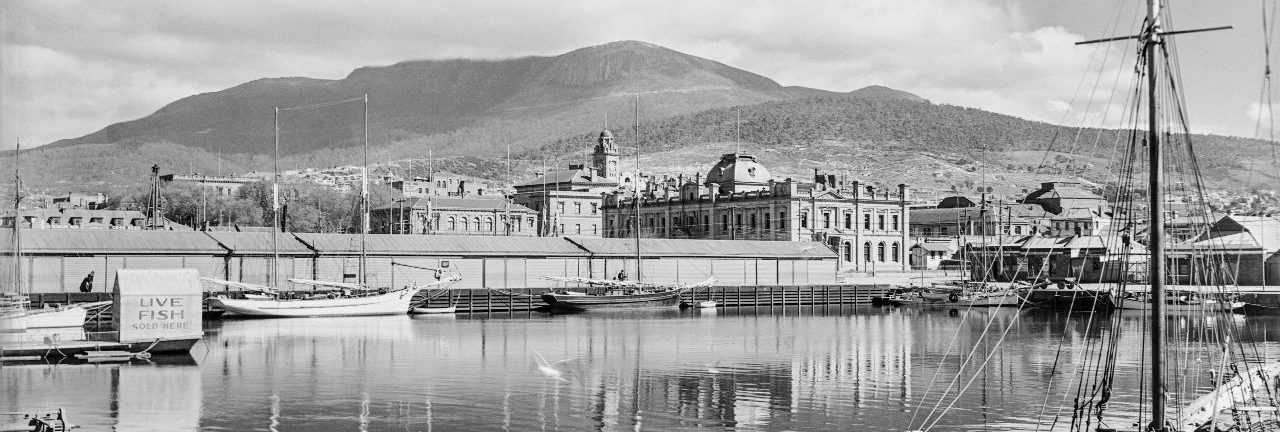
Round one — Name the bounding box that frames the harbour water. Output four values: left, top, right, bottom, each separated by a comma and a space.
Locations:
6, 305, 1280, 431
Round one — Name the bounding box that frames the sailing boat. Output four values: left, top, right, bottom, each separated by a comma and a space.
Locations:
209, 95, 417, 317
540, 96, 715, 311
393, 261, 464, 314
1, 139, 89, 330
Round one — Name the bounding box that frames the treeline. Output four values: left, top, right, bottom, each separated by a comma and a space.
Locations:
110, 180, 398, 232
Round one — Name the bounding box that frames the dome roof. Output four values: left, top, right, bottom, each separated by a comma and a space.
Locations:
704, 153, 771, 194
599, 129, 614, 139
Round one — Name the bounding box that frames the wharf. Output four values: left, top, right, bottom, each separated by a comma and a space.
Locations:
416, 284, 892, 313
0, 334, 199, 359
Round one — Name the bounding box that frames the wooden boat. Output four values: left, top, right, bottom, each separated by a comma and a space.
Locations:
207, 279, 416, 317
1114, 295, 1245, 313
410, 305, 457, 314
695, 300, 717, 309
1, 408, 69, 432
541, 286, 684, 311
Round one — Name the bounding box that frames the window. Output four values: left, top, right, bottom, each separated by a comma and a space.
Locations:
474, 217, 481, 232
764, 213, 771, 230
736, 214, 743, 228
556, 202, 564, 213
574, 202, 582, 214
779, 211, 787, 229
69, 217, 82, 226
892, 215, 900, 230
90, 217, 103, 224
48, 217, 61, 225
462, 218, 470, 231
485, 217, 494, 231
448, 217, 457, 230
844, 213, 852, 229
863, 214, 871, 230
514, 218, 522, 231
941, 226, 949, 236
892, 242, 900, 262
111, 218, 124, 226
721, 215, 729, 233
1014, 226, 1023, 235
877, 215, 885, 230
822, 212, 831, 229
800, 212, 809, 228
750, 214, 757, 229
923, 227, 933, 236
864, 242, 872, 262
575, 224, 581, 234
592, 225, 598, 235
559, 224, 565, 235
591, 203, 599, 214
703, 215, 710, 231
877, 242, 886, 262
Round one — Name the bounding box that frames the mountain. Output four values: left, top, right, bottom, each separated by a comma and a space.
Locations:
47, 41, 895, 156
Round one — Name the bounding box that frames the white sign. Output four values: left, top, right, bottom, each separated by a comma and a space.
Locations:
113, 269, 204, 343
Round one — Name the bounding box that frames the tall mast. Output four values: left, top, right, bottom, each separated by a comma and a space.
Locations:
1144, 0, 1167, 428
361, 94, 369, 286
13, 138, 22, 294
634, 94, 642, 283
272, 107, 280, 288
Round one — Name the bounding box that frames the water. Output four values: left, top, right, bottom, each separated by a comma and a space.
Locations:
6, 305, 1280, 431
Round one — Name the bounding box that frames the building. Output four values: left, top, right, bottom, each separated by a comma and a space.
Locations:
909, 202, 1041, 238
51, 192, 108, 210
602, 153, 910, 271
2, 208, 149, 230
391, 174, 490, 198
1020, 181, 1107, 214
909, 240, 959, 270
1168, 214, 1280, 286
511, 130, 624, 237
160, 174, 262, 196
0, 230, 838, 292
370, 196, 537, 237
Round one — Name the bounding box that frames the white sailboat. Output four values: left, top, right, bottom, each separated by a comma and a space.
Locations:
1, 139, 88, 330
208, 95, 418, 318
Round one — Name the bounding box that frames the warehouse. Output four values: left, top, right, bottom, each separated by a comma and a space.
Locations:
0, 230, 838, 293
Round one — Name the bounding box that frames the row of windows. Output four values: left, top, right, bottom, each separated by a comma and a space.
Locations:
800, 211, 901, 231
557, 224, 599, 235
608, 210, 791, 235
555, 201, 599, 215
919, 225, 1025, 236
440, 216, 527, 232
842, 241, 902, 263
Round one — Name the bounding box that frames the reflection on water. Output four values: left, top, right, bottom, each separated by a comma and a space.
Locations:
5, 306, 1280, 431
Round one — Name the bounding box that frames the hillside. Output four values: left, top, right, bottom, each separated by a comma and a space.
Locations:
45, 41, 824, 156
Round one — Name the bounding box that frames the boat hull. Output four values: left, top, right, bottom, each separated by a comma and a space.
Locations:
1115, 300, 1245, 313
213, 288, 416, 317
541, 290, 682, 311
2, 306, 87, 329
410, 306, 457, 314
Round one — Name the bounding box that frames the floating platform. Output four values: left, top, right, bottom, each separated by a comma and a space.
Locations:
0, 336, 199, 359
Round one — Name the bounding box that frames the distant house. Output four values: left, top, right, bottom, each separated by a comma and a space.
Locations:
160, 173, 263, 196
1020, 181, 1107, 215
909, 240, 957, 270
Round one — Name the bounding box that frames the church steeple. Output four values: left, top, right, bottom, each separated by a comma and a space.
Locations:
592, 129, 620, 181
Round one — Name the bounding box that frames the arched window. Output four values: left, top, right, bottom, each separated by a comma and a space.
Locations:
877, 242, 886, 262
878, 214, 885, 230
473, 217, 481, 232
448, 217, 456, 231
485, 217, 494, 232
892, 242, 900, 262
863, 242, 872, 262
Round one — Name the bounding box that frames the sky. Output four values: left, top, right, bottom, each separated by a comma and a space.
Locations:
0, 0, 1273, 151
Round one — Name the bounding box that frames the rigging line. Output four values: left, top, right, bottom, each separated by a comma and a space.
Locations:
277, 96, 366, 112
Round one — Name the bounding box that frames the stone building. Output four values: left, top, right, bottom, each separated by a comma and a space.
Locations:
2, 208, 149, 230
369, 196, 537, 237
160, 173, 262, 197
601, 153, 910, 270
511, 130, 623, 237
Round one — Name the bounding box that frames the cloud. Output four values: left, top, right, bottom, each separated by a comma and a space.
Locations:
0, 0, 1257, 150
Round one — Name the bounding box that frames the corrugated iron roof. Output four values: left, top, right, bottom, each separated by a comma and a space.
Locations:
293, 233, 587, 256
565, 237, 835, 258
205, 231, 312, 254
0, 230, 225, 254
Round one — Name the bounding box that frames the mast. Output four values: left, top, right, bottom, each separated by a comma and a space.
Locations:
272, 107, 280, 288
12, 139, 22, 294
634, 94, 642, 283
361, 94, 369, 286
1144, 0, 1167, 428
